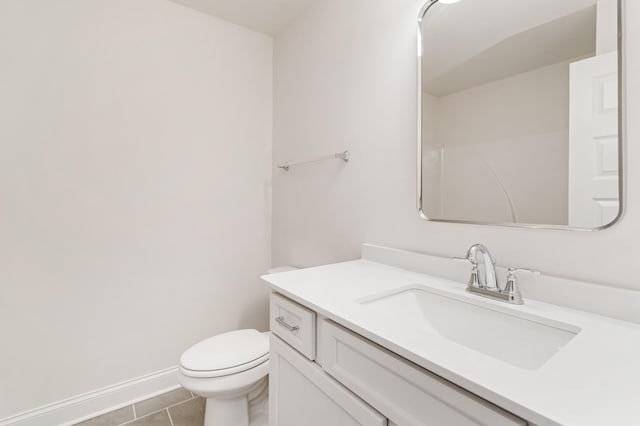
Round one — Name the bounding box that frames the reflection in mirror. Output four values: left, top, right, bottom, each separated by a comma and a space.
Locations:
418, 0, 622, 229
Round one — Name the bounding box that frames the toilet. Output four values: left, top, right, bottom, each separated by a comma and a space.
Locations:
178, 266, 297, 426
178, 329, 270, 426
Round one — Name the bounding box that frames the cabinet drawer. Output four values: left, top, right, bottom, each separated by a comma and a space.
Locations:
319, 320, 527, 426
270, 293, 316, 360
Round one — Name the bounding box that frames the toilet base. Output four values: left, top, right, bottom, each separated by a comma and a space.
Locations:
248, 376, 269, 426
204, 396, 248, 426
203, 377, 269, 426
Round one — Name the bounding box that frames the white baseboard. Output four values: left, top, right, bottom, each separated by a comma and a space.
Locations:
0, 366, 180, 426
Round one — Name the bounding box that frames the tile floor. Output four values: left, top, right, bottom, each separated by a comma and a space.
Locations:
74, 388, 205, 426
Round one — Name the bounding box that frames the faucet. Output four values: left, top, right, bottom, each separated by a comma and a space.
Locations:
463, 244, 498, 290
455, 244, 539, 305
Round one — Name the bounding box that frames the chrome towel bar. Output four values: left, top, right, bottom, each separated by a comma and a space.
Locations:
277, 150, 349, 171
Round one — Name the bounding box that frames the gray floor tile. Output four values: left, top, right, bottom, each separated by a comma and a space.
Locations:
168, 397, 205, 426
74, 405, 135, 426
126, 410, 172, 426
134, 388, 192, 418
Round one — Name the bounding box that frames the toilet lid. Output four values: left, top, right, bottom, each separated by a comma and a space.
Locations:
180, 329, 269, 373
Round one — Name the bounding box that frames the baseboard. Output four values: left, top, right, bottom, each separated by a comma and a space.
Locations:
0, 366, 180, 426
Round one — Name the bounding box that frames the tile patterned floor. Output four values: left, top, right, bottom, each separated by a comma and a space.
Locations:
74, 388, 205, 426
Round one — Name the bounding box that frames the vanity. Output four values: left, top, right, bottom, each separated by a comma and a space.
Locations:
261, 1, 636, 423
261, 245, 640, 426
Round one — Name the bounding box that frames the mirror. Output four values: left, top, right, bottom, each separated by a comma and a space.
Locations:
418, 0, 622, 230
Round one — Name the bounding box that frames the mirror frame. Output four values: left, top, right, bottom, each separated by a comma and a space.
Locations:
416, 0, 626, 231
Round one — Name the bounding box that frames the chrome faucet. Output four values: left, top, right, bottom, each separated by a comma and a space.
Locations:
455, 244, 539, 305
464, 244, 498, 290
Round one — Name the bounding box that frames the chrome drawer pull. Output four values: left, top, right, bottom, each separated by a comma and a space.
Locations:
276, 316, 300, 332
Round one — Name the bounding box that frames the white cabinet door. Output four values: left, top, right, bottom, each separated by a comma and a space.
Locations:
319, 320, 527, 426
269, 334, 387, 426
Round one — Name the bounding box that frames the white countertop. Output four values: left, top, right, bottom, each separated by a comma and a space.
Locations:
262, 259, 640, 426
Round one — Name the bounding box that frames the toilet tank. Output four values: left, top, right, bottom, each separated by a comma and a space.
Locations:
266, 266, 298, 274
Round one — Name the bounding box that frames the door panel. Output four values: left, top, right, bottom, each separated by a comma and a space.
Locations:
569, 51, 619, 227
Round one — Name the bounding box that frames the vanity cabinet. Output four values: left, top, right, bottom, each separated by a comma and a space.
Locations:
269, 292, 527, 426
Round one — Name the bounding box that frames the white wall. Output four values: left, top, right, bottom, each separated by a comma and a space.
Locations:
421, 93, 442, 217
422, 60, 571, 224
0, 0, 272, 419
597, 0, 618, 54
431, 60, 570, 149
272, 0, 640, 296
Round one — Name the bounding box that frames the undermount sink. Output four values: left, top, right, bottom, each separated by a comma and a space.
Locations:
359, 285, 580, 370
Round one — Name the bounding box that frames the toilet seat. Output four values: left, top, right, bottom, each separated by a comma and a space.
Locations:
180, 352, 269, 378
180, 329, 269, 378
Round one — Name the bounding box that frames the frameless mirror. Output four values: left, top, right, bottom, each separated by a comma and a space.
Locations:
418, 0, 623, 230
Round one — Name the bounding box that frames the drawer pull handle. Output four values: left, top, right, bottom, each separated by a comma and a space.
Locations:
276, 316, 300, 332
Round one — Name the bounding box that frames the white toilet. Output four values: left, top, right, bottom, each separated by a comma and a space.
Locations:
178, 329, 270, 426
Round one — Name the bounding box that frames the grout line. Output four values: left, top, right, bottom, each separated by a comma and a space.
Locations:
122, 395, 196, 424
164, 396, 196, 411
120, 415, 143, 426
88, 390, 197, 426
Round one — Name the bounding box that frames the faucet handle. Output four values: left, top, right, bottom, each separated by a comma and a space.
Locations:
453, 257, 482, 288
507, 267, 540, 275
503, 268, 540, 305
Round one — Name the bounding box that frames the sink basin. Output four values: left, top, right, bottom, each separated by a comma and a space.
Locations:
359, 285, 580, 370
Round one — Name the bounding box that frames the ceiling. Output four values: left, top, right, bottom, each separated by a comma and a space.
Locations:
421, 0, 600, 96
169, 0, 314, 35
